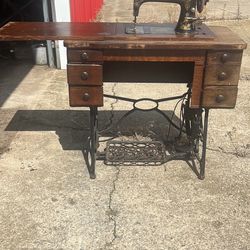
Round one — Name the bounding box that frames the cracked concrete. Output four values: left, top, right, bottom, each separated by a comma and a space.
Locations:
101, 83, 118, 133
105, 166, 120, 249
0, 0, 250, 249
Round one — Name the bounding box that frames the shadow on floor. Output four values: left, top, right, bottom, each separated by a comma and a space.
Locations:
0, 58, 34, 107
5, 109, 182, 150
5, 109, 201, 178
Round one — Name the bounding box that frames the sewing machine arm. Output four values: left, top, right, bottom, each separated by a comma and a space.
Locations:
133, 0, 209, 33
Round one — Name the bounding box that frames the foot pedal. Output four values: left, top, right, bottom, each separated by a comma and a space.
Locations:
105, 141, 166, 166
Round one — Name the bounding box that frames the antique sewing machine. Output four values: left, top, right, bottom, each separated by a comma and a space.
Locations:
0, 0, 246, 180
128, 0, 209, 34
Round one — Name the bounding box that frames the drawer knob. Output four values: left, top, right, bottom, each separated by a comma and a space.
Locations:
81, 52, 89, 61
81, 71, 89, 80
218, 71, 227, 81
82, 92, 91, 101
221, 53, 229, 63
215, 94, 225, 103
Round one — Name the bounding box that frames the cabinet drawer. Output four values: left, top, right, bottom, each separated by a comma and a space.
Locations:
67, 64, 103, 86
204, 64, 241, 86
202, 86, 238, 108
69, 86, 103, 107
206, 50, 243, 65
67, 49, 103, 63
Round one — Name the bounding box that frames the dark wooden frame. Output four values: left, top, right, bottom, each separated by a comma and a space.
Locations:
0, 22, 247, 179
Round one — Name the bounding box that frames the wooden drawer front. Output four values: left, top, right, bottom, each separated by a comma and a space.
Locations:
67, 64, 103, 86
204, 64, 241, 86
207, 50, 243, 65
202, 86, 238, 108
69, 86, 103, 107
67, 49, 103, 63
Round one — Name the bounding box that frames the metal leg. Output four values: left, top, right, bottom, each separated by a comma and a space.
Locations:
93, 92, 209, 180
183, 99, 209, 180
199, 109, 209, 180
87, 107, 98, 179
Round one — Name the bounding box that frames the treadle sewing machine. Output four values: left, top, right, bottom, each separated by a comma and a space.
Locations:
0, 0, 246, 179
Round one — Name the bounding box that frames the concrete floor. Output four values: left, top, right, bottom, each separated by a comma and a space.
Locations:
0, 1, 250, 249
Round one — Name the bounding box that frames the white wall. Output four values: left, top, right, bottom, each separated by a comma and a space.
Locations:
52, 0, 71, 69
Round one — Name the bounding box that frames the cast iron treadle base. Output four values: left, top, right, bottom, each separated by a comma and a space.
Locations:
105, 141, 166, 166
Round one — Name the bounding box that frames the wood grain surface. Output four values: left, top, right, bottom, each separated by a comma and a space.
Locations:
202, 86, 238, 108
206, 50, 243, 65
69, 86, 103, 107
0, 22, 247, 50
67, 64, 103, 86
67, 49, 103, 63
0, 21, 246, 109
204, 64, 241, 86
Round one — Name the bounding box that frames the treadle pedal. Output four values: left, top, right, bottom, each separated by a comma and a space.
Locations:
105, 140, 167, 166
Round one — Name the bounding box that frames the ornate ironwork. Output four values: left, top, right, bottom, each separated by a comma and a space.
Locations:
105, 141, 167, 166
102, 92, 189, 136
83, 91, 209, 180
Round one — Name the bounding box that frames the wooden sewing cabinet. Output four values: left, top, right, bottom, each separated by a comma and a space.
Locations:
0, 22, 247, 179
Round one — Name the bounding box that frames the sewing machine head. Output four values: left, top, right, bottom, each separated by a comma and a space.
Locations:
133, 0, 209, 33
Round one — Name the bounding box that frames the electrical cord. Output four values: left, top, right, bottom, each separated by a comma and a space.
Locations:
166, 94, 188, 142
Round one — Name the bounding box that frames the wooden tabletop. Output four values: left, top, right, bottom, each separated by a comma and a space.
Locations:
0, 22, 247, 50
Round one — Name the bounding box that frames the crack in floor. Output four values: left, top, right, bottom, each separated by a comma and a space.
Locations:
100, 83, 118, 134
102, 83, 121, 249
207, 146, 248, 158
105, 166, 120, 249
222, 128, 249, 158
